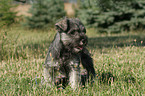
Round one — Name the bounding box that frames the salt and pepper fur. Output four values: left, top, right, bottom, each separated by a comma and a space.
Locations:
44, 18, 96, 89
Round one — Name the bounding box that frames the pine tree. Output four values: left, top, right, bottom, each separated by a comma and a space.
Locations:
0, 0, 17, 27
25, 0, 66, 29
76, 0, 145, 33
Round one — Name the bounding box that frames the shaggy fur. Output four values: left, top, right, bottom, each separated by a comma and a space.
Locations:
44, 18, 96, 89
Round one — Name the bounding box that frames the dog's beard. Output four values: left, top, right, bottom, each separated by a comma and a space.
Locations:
60, 33, 85, 53
73, 46, 83, 53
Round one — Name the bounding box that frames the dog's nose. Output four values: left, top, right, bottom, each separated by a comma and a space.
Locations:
80, 39, 87, 46
80, 40, 84, 46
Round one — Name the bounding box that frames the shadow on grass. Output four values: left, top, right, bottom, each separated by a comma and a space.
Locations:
20, 34, 145, 59
97, 72, 115, 85
96, 71, 136, 85
88, 35, 145, 50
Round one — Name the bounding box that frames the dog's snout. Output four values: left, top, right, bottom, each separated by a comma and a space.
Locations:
79, 40, 84, 46
79, 38, 87, 46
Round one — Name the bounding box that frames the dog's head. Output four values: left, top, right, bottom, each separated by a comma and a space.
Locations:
55, 18, 88, 53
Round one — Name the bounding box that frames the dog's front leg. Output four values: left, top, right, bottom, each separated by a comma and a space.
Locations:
44, 67, 57, 87
69, 61, 81, 89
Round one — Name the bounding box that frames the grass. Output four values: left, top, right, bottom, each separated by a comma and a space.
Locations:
0, 26, 145, 95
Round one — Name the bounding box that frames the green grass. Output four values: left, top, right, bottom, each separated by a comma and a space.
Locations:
0, 26, 145, 95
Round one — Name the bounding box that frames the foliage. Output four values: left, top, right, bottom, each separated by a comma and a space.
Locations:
0, 26, 145, 95
96, 0, 135, 11
24, 0, 66, 29
0, 0, 18, 27
76, 0, 145, 33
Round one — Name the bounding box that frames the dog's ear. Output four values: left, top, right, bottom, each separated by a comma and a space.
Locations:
55, 18, 69, 32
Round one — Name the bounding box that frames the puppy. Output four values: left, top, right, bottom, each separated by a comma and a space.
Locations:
44, 18, 96, 89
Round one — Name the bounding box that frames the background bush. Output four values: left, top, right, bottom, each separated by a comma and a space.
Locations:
76, 0, 145, 33
24, 0, 66, 29
0, 0, 18, 27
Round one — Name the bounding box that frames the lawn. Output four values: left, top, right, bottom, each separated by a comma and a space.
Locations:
0, 26, 144, 95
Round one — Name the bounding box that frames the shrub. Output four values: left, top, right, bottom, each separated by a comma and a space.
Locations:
24, 0, 66, 29
76, 0, 145, 33
0, 0, 18, 27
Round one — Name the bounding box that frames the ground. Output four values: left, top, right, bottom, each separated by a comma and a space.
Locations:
0, 26, 144, 95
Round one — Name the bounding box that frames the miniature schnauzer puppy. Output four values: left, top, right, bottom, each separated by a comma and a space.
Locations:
44, 18, 96, 89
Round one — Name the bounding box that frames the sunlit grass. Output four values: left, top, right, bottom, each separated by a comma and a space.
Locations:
0, 26, 144, 95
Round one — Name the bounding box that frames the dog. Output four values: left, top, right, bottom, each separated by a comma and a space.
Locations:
43, 18, 96, 89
